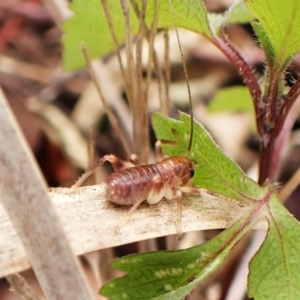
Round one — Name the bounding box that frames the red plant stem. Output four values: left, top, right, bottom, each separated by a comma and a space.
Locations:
258, 138, 276, 184
259, 95, 300, 184
279, 78, 300, 126
214, 33, 263, 136
264, 69, 280, 122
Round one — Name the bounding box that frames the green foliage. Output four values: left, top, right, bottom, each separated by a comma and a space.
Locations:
245, 0, 300, 69
208, 86, 254, 115
62, 0, 255, 70
62, 0, 212, 70
156, 0, 212, 38
62, 0, 139, 70
62, 0, 300, 75
152, 112, 261, 200
248, 196, 300, 300
101, 204, 262, 300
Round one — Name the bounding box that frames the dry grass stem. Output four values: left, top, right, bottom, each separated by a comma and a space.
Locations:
0, 184, 268, 279
0, 88, 93, 299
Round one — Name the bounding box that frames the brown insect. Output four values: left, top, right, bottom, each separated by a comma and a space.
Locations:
70, 140, 198, 238
70, 4, 199, 239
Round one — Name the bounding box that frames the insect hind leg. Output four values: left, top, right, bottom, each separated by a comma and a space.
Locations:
70, 154, 135, 192
123, 197, 147, 226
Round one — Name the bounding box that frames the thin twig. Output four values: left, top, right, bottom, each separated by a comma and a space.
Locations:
163, 28, 171, 115
130, 0, 168, 115
101, 0, 127, 93
120, 0, 135, 109
134, 0, 150, 161
168, 0, 194, 151
120, 0, 150, 160
81, 44, 132, 158
144, 0, 160, 109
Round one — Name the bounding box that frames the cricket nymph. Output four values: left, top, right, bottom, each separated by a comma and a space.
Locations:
70, 152, 197, 238
105, 156, 194, 206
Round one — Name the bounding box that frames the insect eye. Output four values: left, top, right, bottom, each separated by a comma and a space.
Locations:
189, 168, 195, 178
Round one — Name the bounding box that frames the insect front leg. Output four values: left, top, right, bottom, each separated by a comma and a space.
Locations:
70, 154, 136, 192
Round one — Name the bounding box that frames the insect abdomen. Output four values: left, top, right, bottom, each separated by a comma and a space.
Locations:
106, 164, 159, 205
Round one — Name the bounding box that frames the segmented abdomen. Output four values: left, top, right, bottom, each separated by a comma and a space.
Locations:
106, 159, 175, 205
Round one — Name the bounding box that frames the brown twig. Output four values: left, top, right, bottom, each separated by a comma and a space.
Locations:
81, 44, 132, 158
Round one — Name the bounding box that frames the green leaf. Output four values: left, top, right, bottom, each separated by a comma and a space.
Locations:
208, 86, 254, 115
152, 112, 261, 200
251, 22, 275, 68
62, 0, 213, 70
62, 0, 139, 70
101, 206, 260, 300
157, 0, 212, 38
245, 0, 300, 69
248, 195, 300, 300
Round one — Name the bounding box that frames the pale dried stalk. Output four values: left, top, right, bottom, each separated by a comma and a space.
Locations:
0, 184, 268, 279
135, 30, 151, 161
119, 0, 135, 115
121, 0, 148, 160
163, 28, 171, 114
134, 0, 148, 161
143, 0, 159, 108
130, 0, 169, 115
0, 88, 93, 299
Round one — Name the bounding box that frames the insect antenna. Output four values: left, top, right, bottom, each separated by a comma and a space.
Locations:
168, 0, 194, 153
